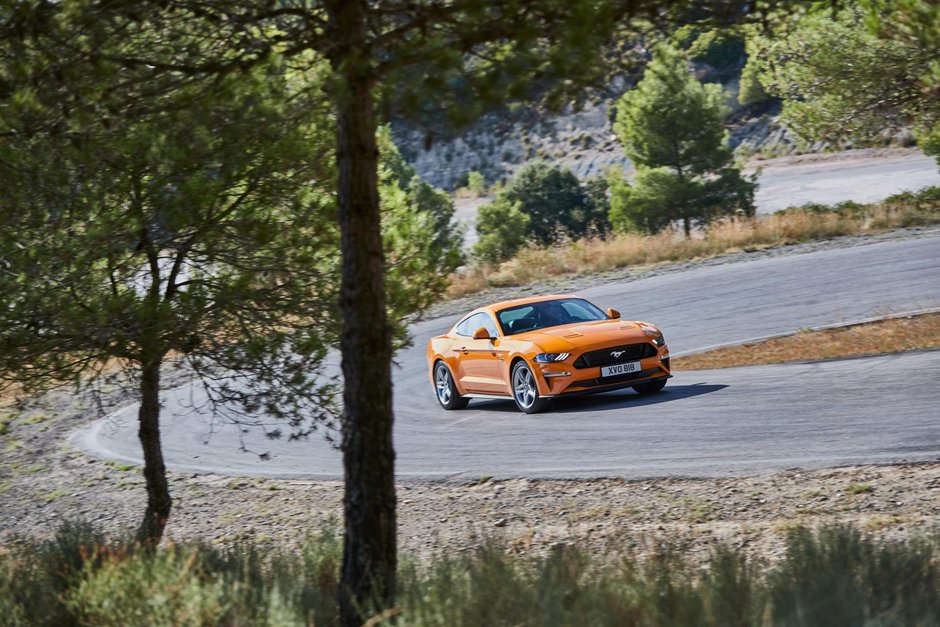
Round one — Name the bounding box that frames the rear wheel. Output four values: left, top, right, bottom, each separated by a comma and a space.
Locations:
511, 361, 550, 414
434, 361, 469, 410
633, 378, 667, 395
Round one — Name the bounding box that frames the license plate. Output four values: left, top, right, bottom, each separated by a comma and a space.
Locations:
601, 361, 641, 378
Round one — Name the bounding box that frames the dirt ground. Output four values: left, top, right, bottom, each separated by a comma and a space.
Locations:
2, 381, 938, 560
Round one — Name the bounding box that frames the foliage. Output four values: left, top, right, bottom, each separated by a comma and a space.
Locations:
0, 56, 340, 424
0, 12, 460, 545
467, 171, 487, 196
611, 44, 755, 236
737, 54, 770, 106
473, 198, 532, 265
1, 522, 938, 626
674, 26, 747, 82
501, 162, 610, 246
748, 3, 940, 163
378, 128, 465, 340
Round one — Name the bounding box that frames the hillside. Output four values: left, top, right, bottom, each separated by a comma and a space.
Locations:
390, 60, 818, 190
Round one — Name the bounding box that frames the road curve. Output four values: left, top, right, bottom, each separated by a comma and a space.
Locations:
75, 233, 940, 480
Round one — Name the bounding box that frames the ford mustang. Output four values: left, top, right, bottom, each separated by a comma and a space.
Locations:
426, 295, 670, 413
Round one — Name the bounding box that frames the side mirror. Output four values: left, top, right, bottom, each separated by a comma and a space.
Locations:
473, 327, 493, 340
607, 308, 621, 319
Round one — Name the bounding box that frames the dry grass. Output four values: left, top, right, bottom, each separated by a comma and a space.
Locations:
448, 188, 940, 298
674, 312, 940, 371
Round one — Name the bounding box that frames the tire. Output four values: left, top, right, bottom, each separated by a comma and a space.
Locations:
433, 361, 469, 410
511, 361, 551, 414
633, 377, 667, 395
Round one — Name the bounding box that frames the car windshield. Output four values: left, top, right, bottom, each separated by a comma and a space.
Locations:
496, 298, 608, 335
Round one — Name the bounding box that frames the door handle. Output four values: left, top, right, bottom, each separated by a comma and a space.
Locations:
460, 346, 469, 354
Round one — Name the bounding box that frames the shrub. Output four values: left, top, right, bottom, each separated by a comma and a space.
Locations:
467, 171, 487, 196
2, 522, 938, 625
473, 198, 531, 265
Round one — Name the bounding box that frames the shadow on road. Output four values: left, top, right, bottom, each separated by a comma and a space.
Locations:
552, 383, 728, 413
466, 382, 728, 415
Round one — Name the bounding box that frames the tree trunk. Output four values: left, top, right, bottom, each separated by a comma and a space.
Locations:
326, 2, 397, 625
683, 216, 691, 238
136, 359, 171, 544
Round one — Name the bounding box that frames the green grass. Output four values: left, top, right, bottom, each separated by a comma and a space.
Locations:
104, 460, 137, 472
847, 482, 874, 495
0, 522, 937, 626
0, 413, 16, 436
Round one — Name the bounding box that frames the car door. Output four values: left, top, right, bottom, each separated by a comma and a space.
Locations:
453, 313, 509, 395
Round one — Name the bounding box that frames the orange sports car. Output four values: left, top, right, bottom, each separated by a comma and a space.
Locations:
426, 295, 671, 413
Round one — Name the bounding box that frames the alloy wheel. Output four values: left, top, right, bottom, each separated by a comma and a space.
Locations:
513, 365, 537, 409
435, 363, 452, 405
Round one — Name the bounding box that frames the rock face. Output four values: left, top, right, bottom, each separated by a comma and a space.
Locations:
392, 98, 634, 190
391, 69, 810, 191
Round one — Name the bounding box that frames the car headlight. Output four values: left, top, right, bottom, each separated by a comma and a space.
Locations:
534, 352, 570, 363
651, 334, 666, 347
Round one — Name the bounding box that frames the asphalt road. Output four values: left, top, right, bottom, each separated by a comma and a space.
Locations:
752, 150, 940, 213
76, 233, 940, 480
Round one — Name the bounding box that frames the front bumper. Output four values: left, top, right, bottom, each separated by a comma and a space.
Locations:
535, 344, 671, 397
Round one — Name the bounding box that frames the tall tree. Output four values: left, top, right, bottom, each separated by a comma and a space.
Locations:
0, 58, 342, 542
611, 44, 755, 236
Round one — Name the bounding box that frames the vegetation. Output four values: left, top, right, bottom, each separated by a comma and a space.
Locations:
674, 311, 940, 371
467, 171, 488, 197
0, 55, 344, 542
0, 521, 937, 626
611, 45, 755, 237
502, 162, 610, 245
748, 2, 940, 163
3, 1, 938, 624
473, 198, 532, 266
0, 39, 459, 545
472, 163, 609, 264
450, 186, 940, 297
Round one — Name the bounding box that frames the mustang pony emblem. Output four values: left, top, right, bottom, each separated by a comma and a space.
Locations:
610, 350, 625, 358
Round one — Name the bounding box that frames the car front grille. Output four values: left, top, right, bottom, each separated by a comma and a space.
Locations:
573, 342, 658, 369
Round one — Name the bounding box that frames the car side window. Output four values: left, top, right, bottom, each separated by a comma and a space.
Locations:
456, 313, 498, 338
455, 316, 473, 337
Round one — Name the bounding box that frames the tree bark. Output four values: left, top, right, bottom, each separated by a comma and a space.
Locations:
326, 2, 397, 625
136, 359, 172, 544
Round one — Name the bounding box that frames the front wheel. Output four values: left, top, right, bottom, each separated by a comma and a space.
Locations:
511, 361, 550, 414
434, 361, 469, 410
633, 378, 667, 395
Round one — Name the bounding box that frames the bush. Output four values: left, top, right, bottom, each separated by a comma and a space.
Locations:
467, 170, 487, 196
2, 522, 938, 625
66, 548, 231, 627
473, 197, 531, 265
502, 162, 609, 245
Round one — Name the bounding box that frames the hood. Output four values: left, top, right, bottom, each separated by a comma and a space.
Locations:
513, 319, 654, 352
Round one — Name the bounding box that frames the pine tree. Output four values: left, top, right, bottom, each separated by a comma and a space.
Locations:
611, 44, 755, 236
